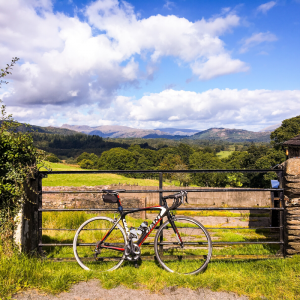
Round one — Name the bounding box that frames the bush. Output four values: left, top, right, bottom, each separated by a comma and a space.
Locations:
79, 159, 95, 169
0, 58, 44, 254
45, 153, 61, 163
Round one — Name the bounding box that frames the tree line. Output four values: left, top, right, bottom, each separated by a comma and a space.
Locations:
61, 142, 285, 188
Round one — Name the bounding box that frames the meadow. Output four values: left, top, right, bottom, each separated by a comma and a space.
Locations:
40, 162, 163, 187
1, 162, 299, 299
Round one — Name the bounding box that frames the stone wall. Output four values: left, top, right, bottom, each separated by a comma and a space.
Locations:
42, 185, 272, 210
283, 158, 300, 255
43, 186, 146, 218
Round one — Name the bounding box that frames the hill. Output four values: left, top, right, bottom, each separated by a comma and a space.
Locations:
60, 124, 194, 138
187, 128, 271, 142
0, 121, 80, 135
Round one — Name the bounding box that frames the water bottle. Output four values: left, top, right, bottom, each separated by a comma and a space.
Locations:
129, 222, 148, 242
137, 221, 148, 234
129, 227, 139, 242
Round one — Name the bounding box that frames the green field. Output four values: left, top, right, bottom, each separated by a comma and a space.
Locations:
216, 151, 233, 159
40, 162, 162, 187
1, 209, 299, 300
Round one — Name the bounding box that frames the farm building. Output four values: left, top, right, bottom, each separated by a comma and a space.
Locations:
283, 134, 300, 158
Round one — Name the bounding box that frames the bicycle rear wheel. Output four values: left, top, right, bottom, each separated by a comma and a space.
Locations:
73, 216, 126, 272
154, 216, 212, 275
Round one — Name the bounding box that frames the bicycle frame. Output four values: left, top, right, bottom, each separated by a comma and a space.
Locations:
97, 203, 183, 252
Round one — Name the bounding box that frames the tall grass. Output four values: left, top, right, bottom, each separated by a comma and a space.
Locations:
1, 211, 299, 299
1, 251, 300, 300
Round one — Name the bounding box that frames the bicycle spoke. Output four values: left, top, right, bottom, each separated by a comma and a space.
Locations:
73, 217, 126, 272
155, 217, 212, 275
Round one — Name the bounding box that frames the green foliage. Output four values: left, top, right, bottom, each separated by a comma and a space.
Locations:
78, 159, 94, 169
45, 153, 61, 163
0, 58, 44, 254
97, 148, 136, 170
32, 132, 130, 159
189, 151, 227, 187
271, 115, 300, 149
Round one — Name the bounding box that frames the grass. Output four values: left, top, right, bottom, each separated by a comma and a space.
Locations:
1, 251, 300, 299
216, 151, 233, 159
40, 162, 163, 187
1, 211, 299, 299
6, 162, 296, 298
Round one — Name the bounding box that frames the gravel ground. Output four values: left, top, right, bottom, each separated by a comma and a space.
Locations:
12, 280, 249, 300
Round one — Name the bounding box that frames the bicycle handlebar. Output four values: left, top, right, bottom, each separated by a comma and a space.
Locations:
163, 191, 188, 210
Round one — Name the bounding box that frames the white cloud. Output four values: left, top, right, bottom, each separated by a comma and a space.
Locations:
0, 0, 248, 111
240, 32, 278, 53
257, 1, 276, 14
6, 89, 300, 132
163, 1, 175, 10
191, 54, 249, 80
114, 89, 300, 126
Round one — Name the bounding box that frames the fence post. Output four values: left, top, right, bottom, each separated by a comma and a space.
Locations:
159, 172, 163, 252
14, 174, 39, 253
37, 172, 43, 256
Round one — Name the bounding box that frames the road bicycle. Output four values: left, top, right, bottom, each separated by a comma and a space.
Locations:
73, 189, 212, 275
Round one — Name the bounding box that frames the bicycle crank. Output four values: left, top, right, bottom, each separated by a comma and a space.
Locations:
125, 242, 141, 261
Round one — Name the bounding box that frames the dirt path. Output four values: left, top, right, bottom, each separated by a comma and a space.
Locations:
12, 280, 248, 300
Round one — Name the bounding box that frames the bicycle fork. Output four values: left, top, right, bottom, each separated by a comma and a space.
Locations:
168, 215, 184, 248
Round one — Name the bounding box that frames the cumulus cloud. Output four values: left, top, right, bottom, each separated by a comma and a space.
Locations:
6, 88, 300, 132
1, 0, 248, 111
240, 32, 277, 53
257, 1, 277, 14
191, 54, 249, 80
113, 89, 300, 126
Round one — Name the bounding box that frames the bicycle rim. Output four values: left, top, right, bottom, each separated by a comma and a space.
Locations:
73, 217, 126, 272
154, 217, 212, 275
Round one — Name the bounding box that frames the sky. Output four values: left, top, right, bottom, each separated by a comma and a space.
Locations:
0, 0, 300, 131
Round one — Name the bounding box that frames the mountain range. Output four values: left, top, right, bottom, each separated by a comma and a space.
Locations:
60, 124, 198, 138
59, 124, 278, 142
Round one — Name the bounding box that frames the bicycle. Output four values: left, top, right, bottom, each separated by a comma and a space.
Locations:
73, 189, 212, 275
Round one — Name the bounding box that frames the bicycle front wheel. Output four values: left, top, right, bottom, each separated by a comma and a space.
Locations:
154, 216, 212, 275
73, 216, 126, 272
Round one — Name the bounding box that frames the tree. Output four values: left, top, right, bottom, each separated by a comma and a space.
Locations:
177, 143, 194, 166
158, 154, 183, 180
45, 153, 61, 163
189, 152, 227, 187
97, 148, 136, 170
79, 159, 94, 169
173, 163, 191, 186
271, 115, 300, 150
0, 58, 44, 254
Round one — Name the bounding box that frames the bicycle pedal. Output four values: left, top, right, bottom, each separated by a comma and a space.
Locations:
134, 262, 139, 268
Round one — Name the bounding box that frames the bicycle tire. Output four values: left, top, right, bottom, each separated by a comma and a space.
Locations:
154, 216, 212, 275
73, 216, 126, 272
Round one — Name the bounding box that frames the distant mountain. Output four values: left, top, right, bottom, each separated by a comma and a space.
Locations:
60, 124, 190, 138
259, 123, 281, 132
154, 128, 200, 136
187, 128, 271, 143
1, 121, 80, 135
59, 124, 272, 142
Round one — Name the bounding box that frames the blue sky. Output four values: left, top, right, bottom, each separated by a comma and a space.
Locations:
0, 0, 299, 131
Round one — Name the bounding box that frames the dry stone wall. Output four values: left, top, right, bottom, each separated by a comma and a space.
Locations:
42, 185, 271, 210
282, 158, 300, 255
43, 186, 145, 218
